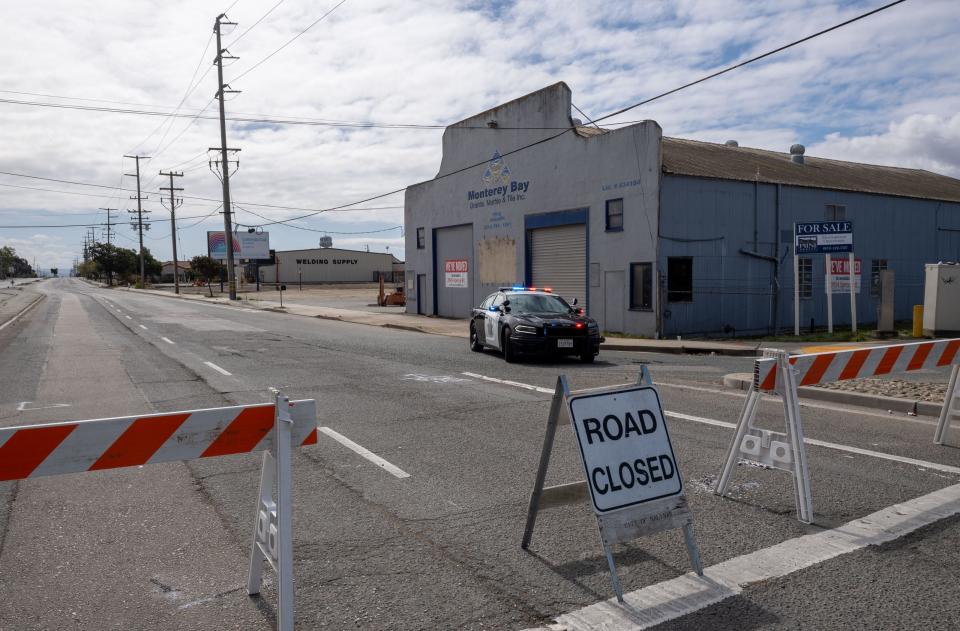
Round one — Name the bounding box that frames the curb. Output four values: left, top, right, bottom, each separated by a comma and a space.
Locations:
601, 342, 760, 357
722, 372, 943, 416
0, 293, 45, 332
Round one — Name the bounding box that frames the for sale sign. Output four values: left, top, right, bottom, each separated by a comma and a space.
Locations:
795, 221, 853, 254
444, 259, 468, 288
567, 386, 682, 514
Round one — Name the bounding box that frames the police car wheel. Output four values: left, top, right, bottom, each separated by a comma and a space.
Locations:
469, 323, 483, 352
580, 351, 595, 363
502, 328, 517, 363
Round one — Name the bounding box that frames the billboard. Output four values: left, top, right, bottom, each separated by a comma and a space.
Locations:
207, 231, 270, 260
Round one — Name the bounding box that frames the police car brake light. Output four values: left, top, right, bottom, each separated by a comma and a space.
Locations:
543, 287, 552, 292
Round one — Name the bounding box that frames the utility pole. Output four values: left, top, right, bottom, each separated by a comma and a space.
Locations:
213, 13, 241, 300
124, 155, 150, 287
100, 208, 117, 246
160, 171, 184, 295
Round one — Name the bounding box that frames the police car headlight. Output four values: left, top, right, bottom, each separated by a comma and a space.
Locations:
514, 324, 537, 335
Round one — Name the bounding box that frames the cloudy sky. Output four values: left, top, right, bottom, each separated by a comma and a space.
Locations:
1, 0, 957, 272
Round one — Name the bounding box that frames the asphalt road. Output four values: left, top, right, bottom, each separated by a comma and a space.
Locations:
1, 278, 959, 630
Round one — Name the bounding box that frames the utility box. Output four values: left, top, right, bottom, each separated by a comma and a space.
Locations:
923, 263, 960, 336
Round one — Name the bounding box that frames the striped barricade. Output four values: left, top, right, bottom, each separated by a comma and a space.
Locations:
0, 390, 316, 631
716, 340, 960, 524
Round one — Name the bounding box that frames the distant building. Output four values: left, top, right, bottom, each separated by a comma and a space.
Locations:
257, 247, 401, 285
404, 82, 960, 336
160, 261, 191, 284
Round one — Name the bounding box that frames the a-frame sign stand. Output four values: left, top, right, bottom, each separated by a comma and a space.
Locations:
521, 367, 703, 603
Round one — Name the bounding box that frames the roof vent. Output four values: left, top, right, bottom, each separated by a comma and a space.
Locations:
724, 140, 738, 147
487, 120, 498, 129
790, 143, 805, 164
572, 117, 583, 126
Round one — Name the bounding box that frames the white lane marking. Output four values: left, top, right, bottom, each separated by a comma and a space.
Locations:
125, 315, 132, 320
116, 309, 123, 313
139, 324, 148, 330
402, 373, 472, 384
203, 361, 232, 376
17, 401, 71, 412
0, 295, 44, 331
319, 426, 411, 478
462, 373, 960, 475
160, 336, 175, 344
534, 482, 960, 631
462, 372, 553, 394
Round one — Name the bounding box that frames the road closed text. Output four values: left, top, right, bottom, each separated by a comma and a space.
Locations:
568, 387, 683, 513
582, 412, 678, 495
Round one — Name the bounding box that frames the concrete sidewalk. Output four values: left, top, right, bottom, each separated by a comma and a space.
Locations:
118, 285, 766, 356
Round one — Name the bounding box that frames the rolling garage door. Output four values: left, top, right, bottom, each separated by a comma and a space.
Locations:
528, 223, 587, 311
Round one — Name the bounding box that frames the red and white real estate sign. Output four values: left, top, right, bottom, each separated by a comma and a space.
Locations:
444, 259, 469, 288
826, 257, 861, 294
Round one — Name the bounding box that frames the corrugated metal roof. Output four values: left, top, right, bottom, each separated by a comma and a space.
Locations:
662, 137, 960, 203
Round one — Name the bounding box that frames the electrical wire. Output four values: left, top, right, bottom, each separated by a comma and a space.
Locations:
233, 203, 400, 234
226, 0, 288, 48
232, 0, 348, 83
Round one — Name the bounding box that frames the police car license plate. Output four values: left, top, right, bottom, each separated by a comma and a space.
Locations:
557, 338, 574, 348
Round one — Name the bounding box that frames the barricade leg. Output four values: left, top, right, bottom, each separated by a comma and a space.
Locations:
521, 376, 569, 549
600, 538, 625, 603
780, 356, 813, 524
682, 523, 704, 576
715, 388, 762, 495
247, 390, 295, 631
934, 364, 960, 445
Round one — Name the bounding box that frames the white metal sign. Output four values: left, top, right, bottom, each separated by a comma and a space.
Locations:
568, 386, 682, 514
827, 257, 861, 294
208, 231, 271, 260
444, 259, 469, 288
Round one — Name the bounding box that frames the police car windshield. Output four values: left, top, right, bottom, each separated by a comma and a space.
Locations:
509, 293, 571, 314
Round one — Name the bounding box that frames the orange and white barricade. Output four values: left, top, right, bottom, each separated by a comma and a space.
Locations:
715, 340, 960, 523
0, 389, 316, 631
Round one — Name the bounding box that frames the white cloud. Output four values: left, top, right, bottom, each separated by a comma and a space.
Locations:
0, 0, 958, 269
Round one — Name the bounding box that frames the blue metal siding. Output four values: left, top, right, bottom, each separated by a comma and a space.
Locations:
659, 174, 960, 336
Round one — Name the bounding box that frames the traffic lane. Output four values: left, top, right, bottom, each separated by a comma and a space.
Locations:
651, 514, 960, 631
55, 283, 960, 626
0, 282, 272, 631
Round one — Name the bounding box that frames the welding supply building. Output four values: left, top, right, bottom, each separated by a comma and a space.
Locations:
258, 247, 399, 285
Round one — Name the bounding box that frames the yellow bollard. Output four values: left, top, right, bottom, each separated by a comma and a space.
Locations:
913, 305, 923, 337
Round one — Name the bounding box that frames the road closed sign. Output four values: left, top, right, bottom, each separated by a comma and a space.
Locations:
567, 386, 682, 514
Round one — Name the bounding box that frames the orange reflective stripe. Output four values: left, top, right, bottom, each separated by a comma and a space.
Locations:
907, 343, 934, 372
89, 413, 190, 471
937, 339, 960, 367
874, 346, 903, 375
800, 354, 834, 386
0, 424, 77, 481
200, 405, 274, 458
839, 349, 871, 381
301, 427, 318, 446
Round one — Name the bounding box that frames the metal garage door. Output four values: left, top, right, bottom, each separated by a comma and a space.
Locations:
434, 224, 474, 318
528, 223, 587, 312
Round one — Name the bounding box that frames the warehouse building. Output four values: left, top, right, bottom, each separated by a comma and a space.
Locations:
404, 82, 960, 336
257, 247, 400, 285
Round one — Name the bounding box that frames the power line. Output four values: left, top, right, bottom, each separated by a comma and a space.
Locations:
233, 203, 400, 234
232, 0, 348, 83
241, 0, 910, 229
226, 0, 288, 47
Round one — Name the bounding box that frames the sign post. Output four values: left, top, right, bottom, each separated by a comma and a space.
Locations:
794, 221, 853, 337
522, 368, 702, 602
849, 252, 857, 333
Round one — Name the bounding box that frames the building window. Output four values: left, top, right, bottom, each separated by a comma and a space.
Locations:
667, 257, 693, 302
825, 204, 846, 220
871, 259, 888, 297
630, 263, 653, 310
605, 198, 624, 232
798, 257, 813, 299
416, 227, 425, 249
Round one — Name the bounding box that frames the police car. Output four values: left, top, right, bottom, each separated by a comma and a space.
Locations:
469, 287, 603, 363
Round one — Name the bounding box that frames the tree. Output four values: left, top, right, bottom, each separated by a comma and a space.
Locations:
0, 246, 35, 278
141, 247, 163, 283
191, 256, 224, 297
88, 242, 138, 286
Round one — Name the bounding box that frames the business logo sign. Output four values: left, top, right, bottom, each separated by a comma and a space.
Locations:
468, 151, 530, 208
208, 231, 270, 260
444, 259, 469, 288
794, 221, 853, 254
